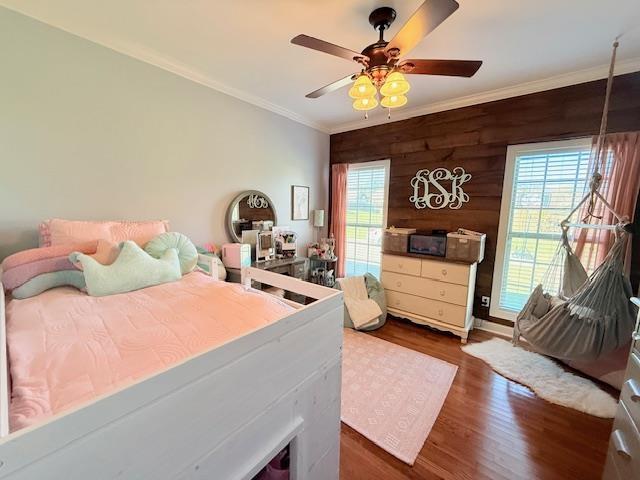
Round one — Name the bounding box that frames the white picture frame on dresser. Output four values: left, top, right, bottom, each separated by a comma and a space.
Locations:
381, 252, 477, 343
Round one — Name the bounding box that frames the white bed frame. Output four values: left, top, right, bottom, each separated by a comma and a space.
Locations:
0, 257, 344, 480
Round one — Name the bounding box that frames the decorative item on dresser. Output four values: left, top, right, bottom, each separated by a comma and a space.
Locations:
602, 297, 640, 480
381, 251, 477, 343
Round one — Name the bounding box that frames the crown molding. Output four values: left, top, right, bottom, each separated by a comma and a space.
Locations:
329, 57, 640, 134
1, 5, 332, 134
5, 5, 640, 138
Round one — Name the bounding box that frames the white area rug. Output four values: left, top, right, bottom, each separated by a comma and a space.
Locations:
462, 338, 617, 418
341, 329, 457, 465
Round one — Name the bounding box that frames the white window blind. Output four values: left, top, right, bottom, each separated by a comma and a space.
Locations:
344, 161, 390, 278
492, 140, 592, 319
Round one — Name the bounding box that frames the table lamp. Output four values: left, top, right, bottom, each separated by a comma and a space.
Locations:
313, 209, 325, 243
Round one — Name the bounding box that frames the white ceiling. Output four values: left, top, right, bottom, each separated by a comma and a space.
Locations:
2, 0, 640, 133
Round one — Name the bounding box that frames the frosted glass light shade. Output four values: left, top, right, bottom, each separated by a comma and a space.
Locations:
348, 75, 376, 99
313, 209, 325, 227
380, 72, 410, 97
381, 94, 408, 108
353, 96, 378, 111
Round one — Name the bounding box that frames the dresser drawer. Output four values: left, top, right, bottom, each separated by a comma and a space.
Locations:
622, 352, 640, 429
382, 255, 421, 276
382, 271, 469, 306
420, 258, 470, 286
607, 403, 640, 480
386, 290, 468, 327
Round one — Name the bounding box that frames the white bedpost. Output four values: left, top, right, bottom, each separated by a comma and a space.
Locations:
241, 267, 251, 289
0, 284, 8, 438
197, 254, 220, 281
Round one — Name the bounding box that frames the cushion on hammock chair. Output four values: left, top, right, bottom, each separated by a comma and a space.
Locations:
562, 251, 588, 298
531, 290, 551, 318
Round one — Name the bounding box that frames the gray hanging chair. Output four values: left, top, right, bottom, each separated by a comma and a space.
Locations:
513, 39, 638, 362
513, 228, 637, 361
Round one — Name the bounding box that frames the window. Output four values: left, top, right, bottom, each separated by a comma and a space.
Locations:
491, 139, 592, 320
344, 160, 390, 278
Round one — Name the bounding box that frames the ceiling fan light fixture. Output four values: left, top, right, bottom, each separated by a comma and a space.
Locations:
380, 71, 410, 97
353, 96, 378, 111
348, 75, 376, 99
381, 94, 408, 108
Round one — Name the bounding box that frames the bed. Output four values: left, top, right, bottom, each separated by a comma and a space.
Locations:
0, 255, 344, 479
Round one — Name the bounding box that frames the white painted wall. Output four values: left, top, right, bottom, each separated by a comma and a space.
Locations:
0, 7, 329, 259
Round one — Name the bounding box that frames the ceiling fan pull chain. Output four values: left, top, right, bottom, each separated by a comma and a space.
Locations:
388, 108, 391, 120
364, 111, 368, 120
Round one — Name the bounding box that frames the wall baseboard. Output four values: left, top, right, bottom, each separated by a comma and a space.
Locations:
473, 317, 514, 339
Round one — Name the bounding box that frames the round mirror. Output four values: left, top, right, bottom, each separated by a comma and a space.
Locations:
226, 190, 278, 243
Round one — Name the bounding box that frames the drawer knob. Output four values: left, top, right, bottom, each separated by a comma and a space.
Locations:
395, 300, 401, 306
398, 264, 403, 269
612, 429, 632, 460
439, 290, 446, 297
441, 269, 447, 276
438, 309, 444, 316
626, 378, 640, 402
396, 281, 402, 287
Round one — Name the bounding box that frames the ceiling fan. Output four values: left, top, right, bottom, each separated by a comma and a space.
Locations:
291, 0, 482, 113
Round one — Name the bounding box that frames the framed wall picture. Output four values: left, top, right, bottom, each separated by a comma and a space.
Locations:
291, 185, 310, 220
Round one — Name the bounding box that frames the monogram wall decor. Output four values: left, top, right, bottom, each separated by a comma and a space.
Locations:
409, 167, 472, 209
246, 194, 269, 208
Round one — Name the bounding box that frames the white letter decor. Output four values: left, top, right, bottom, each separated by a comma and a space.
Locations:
247, 194, 269, 209
409, 167, 472, 209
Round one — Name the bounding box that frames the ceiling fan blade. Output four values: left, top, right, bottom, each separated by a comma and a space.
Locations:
398, 59, 482, 77
291, 34, 368, 63
306, 74, 356, 99
385, 0, 459, 57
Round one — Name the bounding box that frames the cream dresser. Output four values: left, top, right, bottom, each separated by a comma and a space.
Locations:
381, 252, 477, 343
603, 297, 640, 480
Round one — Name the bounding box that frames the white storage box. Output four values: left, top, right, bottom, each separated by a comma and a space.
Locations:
446, 229, 486, 263
221, 243, 252, 269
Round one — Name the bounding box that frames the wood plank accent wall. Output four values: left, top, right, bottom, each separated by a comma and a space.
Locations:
330, 72, 640, 325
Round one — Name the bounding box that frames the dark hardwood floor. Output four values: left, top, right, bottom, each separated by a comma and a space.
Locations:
340, 318, 614, 480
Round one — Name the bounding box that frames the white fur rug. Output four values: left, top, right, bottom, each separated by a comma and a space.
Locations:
461, 338, 617, 418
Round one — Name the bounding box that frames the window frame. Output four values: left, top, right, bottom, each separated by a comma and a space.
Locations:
490, 138, 592, 321
344, 159, 391, 277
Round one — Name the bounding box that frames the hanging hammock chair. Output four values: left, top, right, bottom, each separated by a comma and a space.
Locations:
512, 40, 639, 361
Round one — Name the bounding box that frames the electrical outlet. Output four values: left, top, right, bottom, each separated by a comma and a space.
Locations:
481, 296, 490, 308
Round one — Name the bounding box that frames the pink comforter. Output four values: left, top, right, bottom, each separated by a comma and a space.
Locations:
6, 272, 293, 431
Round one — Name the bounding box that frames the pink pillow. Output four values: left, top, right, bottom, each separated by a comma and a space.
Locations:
38, 221, 52, 247
1, 242, 98, 271
48, 219, 112, 246
41, 219, 170, 246
2, 256, 76, 291
72, 240, 120, 271
110, 221, 169, 245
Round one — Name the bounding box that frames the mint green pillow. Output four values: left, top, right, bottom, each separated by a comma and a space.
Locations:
12, 270, 86, 299
145, 232, 197, 274
70, 241, 181, 297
